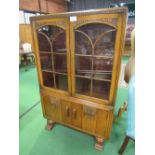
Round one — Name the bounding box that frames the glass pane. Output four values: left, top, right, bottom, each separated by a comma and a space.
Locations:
94, 31, 116, 56
55, 74, 68, 91
40, 53, 52, 71
42, 71, 54, 87
53, 31, 66, 53
75, 31, 92, 55
74, 23, 116, 99
92, 80, 110, 99
93, 58, 113, 73
93, 72, 112, 81
37, 25, 65, 53
93, 58, 113, 78
54, 55, 67, 73
38, 33, 51, 52
75, 56, 92, 76
37, 25, 68, 91
76, 77, 91, 96
38, 26, 62, 40
77, 23, 115, 43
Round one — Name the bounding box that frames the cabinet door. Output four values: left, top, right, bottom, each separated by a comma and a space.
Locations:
32, 18, 71, 94
70, 14, 122, 103
71, 102, 82, 128
95, 109, 108, 137
42, 94, 61, 121
61, 100, 71, 124
96, 110, 113, 139
82, 106, 96, 133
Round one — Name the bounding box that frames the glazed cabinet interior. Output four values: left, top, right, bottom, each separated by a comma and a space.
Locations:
31, 7, 127, 150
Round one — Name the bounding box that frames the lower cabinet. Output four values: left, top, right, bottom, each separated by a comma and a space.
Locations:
41, 93, 113, 139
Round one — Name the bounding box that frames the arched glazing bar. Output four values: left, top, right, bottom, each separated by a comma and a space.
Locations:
37, 25, 68, 91
74, 22, 117, 99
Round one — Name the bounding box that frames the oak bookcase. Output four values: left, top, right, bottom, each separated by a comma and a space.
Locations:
31, 7, 127, 150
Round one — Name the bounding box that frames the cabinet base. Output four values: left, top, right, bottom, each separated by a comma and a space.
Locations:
45, 119, 55, 130
94, 137, 104, 151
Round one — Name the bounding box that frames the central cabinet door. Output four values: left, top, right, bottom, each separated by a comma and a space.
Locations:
71, 102, 82, 128
61, 100, 82, 128
35, 18, 71, 94
70, 14, 119, 104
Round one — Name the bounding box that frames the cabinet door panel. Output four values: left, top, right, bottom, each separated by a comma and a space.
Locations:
76, 77, 91, 96
71, 103, 82, 128
95, 110, 108, 137
55, 74, 68, 91
61, 100, 71, 124
70, 15, 118, 103
42, 71, 54, 87
37, 25, 68, 90
35, 19, 71, 94
43, 95, 61, 121
95, 110, 113, 139
82, 106, 96, 133
92, 80, 110, 99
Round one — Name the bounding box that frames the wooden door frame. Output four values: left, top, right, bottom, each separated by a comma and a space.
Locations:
69, 13, 125, 105
31, 17, 72, 96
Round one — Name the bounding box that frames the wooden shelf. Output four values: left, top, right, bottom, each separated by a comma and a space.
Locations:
42, 69, 67, 76
76, 70, 112, 74
76, 75, 111, 82
53, 52, 66, 55
76, 74, 92, 79
40, 51, 51, 54
42, 69, 52, 73
93, 77, 111, 82
40, 51, 66, 55
55, 72, 67, 76
75, 54, 113, 59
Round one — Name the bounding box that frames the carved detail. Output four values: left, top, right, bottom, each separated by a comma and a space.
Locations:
73, 18, 118, 28
35, 21, 66, 30
83, 106, 96, 117
49, 96, 60, 107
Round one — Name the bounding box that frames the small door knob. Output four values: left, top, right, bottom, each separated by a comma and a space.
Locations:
65, 106, 70, 117
73, 108, 77, 120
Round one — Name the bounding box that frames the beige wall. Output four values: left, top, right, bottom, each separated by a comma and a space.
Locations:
19, 0, 68, 13
19, 24, 33, 48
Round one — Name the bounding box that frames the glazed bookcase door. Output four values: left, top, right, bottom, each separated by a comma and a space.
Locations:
33, 18, 71, 94
70, 14, 121, 103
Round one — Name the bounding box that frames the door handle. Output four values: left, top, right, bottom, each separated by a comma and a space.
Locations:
73, 108, 77, 120
65, 106, 70, 117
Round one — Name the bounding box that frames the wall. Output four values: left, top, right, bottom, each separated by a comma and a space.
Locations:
19, 0, 40, 12
68, 0, 134, 11
19, 0, 68, 13
19, 24, 33, 46
47, 0, 68, 13
68, 0, 135, 23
